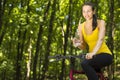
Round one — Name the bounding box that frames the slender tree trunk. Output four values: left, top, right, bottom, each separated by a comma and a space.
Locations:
15, 0, 28, 77
16, 29, 27, 80
26, 38, 32, 80
1, 70, 6, 80
32, 1, 51, 80
0, 0, 6, 45
59, 0, 72, 80
26, 1, 31, 80
107, 0, 114, 53
16, 30, 22, 80
40, 0, 56, 79
0, 0, 4, 30
107, 0, 114, 80
38, 1, 51, 80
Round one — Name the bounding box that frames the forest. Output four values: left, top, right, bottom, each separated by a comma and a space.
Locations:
0, 0, 120, 80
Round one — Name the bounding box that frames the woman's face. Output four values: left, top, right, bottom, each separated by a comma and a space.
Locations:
82, 5, 94, 21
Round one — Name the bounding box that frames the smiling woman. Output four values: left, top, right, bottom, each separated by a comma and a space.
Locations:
82, 5, 94, 20
72, 2, 113, 80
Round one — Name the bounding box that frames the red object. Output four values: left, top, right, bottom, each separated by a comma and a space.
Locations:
69, 69, 108, 80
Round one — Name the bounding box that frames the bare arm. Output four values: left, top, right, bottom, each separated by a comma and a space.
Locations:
78, 24, 86, 49
92, 20, 106, 54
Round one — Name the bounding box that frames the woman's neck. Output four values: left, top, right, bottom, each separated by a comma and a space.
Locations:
86, 19, 92, 23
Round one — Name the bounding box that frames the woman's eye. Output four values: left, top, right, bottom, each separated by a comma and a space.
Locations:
83, 10, 92, 13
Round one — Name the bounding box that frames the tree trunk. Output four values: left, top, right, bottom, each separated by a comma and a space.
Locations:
32, 1, 51, 80
40, 0, 56, 79
38, 1, 51, 80
59, 0, 72, 80
0, 0, 6, 45
26, 1, 31, 80
107, 0, 114, 80
16, 29, 27, 80
26, 38, 32, 80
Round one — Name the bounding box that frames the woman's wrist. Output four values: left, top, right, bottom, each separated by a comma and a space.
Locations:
92, 51, 97, 55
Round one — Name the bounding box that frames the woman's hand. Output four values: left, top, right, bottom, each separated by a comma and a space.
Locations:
72, 38, 81, 47
85, 52, 96, 59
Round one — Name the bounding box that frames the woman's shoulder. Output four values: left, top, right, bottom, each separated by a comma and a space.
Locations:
78, 22, 85, 29
97, 19, 106, 29
97, 19, 105, 24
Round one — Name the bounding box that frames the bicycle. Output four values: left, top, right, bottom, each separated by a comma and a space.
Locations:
49, 54, 109, 80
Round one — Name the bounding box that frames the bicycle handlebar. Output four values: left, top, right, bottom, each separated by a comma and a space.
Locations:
48, 54, 86, 62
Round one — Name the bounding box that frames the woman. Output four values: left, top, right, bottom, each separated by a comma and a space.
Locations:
73, 2, 113, 80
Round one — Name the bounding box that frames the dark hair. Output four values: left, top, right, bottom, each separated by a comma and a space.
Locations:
82, 2, 97, 31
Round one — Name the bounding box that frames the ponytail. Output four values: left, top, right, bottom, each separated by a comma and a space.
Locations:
92, 14, 97, 31
83, 2, 98, 31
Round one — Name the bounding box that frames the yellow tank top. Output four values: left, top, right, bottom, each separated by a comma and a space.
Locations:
81, 22, 112, 55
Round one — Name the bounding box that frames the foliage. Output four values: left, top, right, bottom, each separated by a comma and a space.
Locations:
0, 0, 120, 80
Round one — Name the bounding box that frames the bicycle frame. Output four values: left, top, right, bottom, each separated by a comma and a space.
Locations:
69, 69, 108, 80
49, 54, 108, 80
